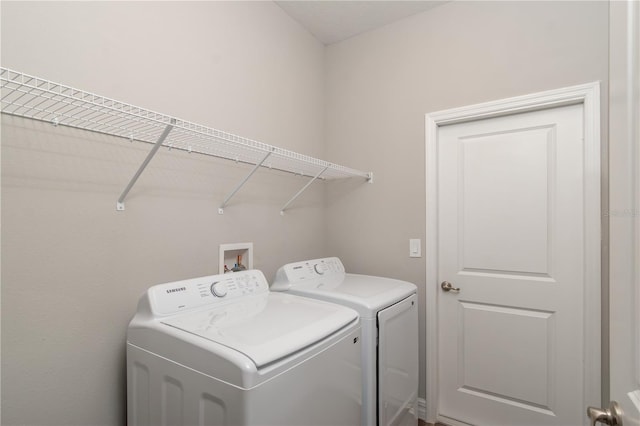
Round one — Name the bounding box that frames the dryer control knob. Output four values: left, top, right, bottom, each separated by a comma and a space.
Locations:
314, 264, 325, 275
211, 282, 228, 297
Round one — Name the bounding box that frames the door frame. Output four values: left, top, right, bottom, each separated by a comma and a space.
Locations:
424, 83, 602, 424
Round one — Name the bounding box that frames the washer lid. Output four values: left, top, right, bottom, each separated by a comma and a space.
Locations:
161, 292, 357, 368
278, 274, 417, 317
271, 258, 417, 317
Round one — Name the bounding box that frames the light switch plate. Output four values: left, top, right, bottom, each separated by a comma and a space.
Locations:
409, 239, 421, 258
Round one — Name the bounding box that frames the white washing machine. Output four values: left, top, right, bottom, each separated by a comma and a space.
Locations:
271, 257, 419, 426
127, 269, 362, 426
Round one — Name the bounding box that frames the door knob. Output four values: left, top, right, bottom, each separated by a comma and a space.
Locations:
587, 401, 623, 426
441, 281, 460, 293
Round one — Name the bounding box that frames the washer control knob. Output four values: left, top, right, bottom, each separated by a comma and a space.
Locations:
211, 282, 228, 297
314, 264, 325, 275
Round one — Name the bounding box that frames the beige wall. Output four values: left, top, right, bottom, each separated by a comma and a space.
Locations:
324, 0, 609, 400
1, 2, 326, 424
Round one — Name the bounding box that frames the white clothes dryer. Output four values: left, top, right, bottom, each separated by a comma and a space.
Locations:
271, 257, 419, 426
127, 269, 362, 426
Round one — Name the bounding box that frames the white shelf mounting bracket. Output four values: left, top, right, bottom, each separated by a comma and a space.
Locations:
280, 166, 329, 215
218, 148, 274, 214
116, 118, 176, 211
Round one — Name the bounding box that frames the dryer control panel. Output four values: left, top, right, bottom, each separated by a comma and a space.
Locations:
147, 270, 269, 316
272, 257, 345, 289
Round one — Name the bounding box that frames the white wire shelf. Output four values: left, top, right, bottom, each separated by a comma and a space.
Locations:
0, 67, 372, 213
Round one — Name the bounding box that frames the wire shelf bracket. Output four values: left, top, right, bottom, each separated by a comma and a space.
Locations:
0, 67, 373, 214
280, 166, 329, 215
116, 119, 176, 211
218, 148, 274, 214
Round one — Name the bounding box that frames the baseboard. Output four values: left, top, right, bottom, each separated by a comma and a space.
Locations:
417, 397, 427, 421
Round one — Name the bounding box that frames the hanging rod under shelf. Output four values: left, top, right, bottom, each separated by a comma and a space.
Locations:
0, 67, 372, 211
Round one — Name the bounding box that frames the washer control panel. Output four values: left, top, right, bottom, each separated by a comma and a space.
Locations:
272, 257, 345, 289
148, 270, 268, 316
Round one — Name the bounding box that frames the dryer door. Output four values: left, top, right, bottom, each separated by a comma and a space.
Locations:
378, 293, 419, 426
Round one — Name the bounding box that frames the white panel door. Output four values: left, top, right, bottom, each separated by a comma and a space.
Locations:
437, 103, 592, 426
